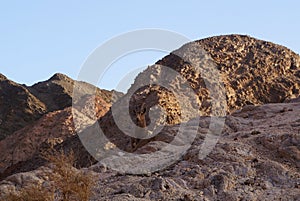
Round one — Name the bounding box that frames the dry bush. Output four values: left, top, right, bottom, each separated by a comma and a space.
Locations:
43, 149, 96, 201
4, 149, 96, 201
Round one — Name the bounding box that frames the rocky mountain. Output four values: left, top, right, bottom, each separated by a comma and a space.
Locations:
0, 73, 115, 140
0, 34, 299, 200
94, 34, 300, 152
28, 73, 114, 111
137, 34, 300, 119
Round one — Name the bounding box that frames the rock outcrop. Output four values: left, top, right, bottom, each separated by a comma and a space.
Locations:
133, 34, 300, 120
96, 34, 300, 152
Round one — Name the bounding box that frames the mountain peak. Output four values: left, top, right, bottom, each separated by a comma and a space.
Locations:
0, 73, 7, 81
49, 73, 71, 81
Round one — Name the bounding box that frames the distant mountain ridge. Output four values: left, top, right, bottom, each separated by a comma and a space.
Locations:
0, 73, 115, 140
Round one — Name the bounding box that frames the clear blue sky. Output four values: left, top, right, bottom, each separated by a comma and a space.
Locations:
1, 0, 300, 91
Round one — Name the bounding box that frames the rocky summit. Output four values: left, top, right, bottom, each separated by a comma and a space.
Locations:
96, 34, 300, 152
0, 34, 299, 200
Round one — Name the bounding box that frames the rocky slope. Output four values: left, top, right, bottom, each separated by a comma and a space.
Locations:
0, 95, 110, 179
95, 100, 300, 200
0, 73, 115, 140
28, 73, 114, 111
0, 74, 47, 140
1, 100, 299, 200
94, 34, 300, 152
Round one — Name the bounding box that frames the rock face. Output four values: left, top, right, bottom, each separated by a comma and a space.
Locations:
0, 73, 115, 140
137, 34, 300, 119
96, 34, 300, 152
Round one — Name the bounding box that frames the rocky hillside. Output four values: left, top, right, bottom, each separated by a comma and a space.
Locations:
0, 34, 299, 200
0, 95, 110, 178
0, 73, 115, 140
95, 34, 300, 152
1, 100, 299, 200
0, 74, 47, 140
135, 34, 300, 121
88, 100, 300, 200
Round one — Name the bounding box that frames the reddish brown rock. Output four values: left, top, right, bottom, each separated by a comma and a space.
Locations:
97, 34, 300, 152
0, 73, 115, 140
0, 95, 111, 178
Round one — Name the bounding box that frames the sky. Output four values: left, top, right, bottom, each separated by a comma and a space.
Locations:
1, 0, 300, 92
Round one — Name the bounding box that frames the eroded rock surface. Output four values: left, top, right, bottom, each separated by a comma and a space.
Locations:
97, 34, 300, 152
1, 101, 299, 200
